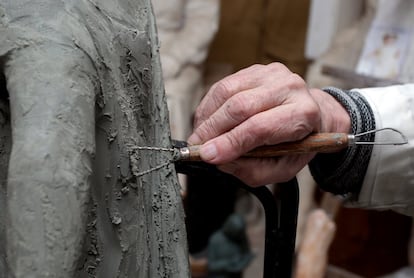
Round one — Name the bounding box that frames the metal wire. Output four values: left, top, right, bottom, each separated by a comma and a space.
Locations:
129, 146, 175, 177
131, 146, 175, 152
133, 161, 172, 177
353, 127, 408, 145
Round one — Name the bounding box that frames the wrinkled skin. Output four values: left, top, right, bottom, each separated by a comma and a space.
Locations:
188, 63, 351, 186
0, 1, 188, 277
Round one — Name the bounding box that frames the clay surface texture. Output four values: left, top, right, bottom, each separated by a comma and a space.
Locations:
0, 0, 189, 277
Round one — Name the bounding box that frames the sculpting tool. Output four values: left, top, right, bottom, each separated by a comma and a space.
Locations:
175, 127, 408, 161
131, 127, 407, 177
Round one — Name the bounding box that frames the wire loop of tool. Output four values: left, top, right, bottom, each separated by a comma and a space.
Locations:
134, 161, 173, 178
350, 127, 408, 145
129, 145, 176, 177
131, 146, 176, 152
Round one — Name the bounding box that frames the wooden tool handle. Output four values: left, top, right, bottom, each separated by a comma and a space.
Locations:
244, 133, 349, 157
183, 133, 350, 160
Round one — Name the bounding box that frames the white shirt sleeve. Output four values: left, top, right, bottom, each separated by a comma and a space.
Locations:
351, 84, 414, 215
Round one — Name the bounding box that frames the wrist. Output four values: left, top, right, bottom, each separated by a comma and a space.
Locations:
308, 87, 376, 196
309, 88, 351, 134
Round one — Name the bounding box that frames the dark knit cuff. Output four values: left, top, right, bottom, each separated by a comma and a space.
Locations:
309, 87, 375, 197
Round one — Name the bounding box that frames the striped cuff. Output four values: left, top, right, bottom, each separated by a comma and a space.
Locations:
308, 87, 375, 197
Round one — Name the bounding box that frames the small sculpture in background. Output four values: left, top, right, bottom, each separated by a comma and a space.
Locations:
207, 213, 253, 278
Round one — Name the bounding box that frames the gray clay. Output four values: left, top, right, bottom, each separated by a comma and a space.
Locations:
0, 0, 189, 277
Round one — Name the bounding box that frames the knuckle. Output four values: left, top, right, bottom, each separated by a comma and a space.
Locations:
286, 73, 306, 90
213, 76, 240, 99
212, 80, 230, 98
207, 81, 231, 110
224, 96, 250, 123
193, 106, 205, 127
292, 102, 321, 137
247, 63, 285, 78
303, 103, 321, 126
268, 62, 286, 71
289, 124, 312, 141
266, 62, 291, 76
247, 117, 272, 143
197, 118, 219, 140
232, 120, 261, 150
204, 80, 231, 105
264, 118, 309, 144
248, 64, 266, 71
224, 131, 245, 153
249, 113, 290, 144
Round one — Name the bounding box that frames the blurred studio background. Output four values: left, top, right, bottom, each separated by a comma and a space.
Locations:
152, 0, 414, 277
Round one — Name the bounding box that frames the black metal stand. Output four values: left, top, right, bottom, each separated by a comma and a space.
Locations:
175, 160, 299, 278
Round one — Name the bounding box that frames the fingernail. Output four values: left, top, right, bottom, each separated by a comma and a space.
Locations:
200, 143, 217, 161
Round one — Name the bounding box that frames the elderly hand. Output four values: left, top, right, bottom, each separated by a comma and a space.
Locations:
188, 63, 350, 186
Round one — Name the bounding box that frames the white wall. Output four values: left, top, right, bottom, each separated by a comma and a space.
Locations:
306, 0, 364, 59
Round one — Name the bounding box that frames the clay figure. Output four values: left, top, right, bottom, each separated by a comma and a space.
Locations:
0, 0, 188, 277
